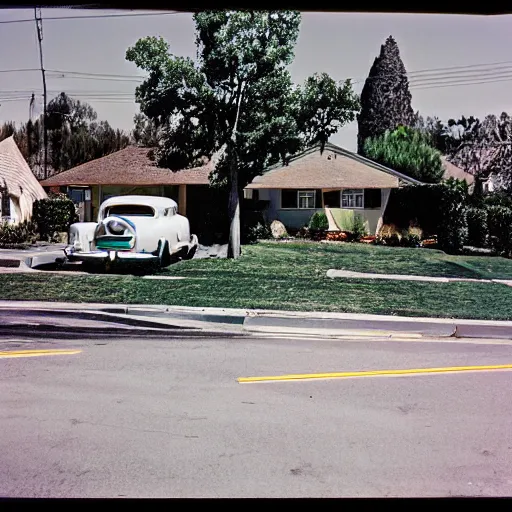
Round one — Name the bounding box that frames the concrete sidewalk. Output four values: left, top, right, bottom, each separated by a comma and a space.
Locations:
327, 269, 512, 287
1, 300, 511, 340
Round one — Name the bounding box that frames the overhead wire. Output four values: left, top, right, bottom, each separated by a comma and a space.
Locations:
0, 10, 184, 24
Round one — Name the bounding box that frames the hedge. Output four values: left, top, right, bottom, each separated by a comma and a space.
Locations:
32, 193, 78, 242
487, 205, 512, 258
466, 207, 488, 248
384, 178, 468, 254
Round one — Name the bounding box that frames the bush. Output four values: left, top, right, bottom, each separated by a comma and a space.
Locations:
351, 213, 367, 240
384, 179, 468, 254
436, 179, 468, 254
0, 221, 38, 247
487, 205, 512, 257
308, 211, 329, 230
484, 191, 512, 209
32, 193, 78, 242
466, 207, 488, 248
244, 222, 272, 244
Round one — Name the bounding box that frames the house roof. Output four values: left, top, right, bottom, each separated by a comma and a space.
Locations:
441, 157, 475, 185
0, 136, 47, 222
245, 142, 422, 190
39, 146, 212, 187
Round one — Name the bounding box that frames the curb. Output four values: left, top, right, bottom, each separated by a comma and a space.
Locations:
0, 301, 512, 340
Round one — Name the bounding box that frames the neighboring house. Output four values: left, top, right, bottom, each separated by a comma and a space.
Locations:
0, 136, 47, 225
480, 171, 500, 194
244, 142, 422, 235
39, 146, 212, 225
441, 156, 475, 190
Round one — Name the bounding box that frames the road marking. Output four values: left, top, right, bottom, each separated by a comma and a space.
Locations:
238, 364, 512, 383
0, 349, 82, 359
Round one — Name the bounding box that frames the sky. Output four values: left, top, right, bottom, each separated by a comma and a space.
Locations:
0, 8, 511, 152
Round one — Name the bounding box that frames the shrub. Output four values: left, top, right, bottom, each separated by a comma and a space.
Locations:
308, 211, 329, 231
400, 233, 421, 248
384, 179, 468, 254
466, 207, 488, 248
244, 222, 272, 244
436, 179, 468, 254
484, 191, 512, 209
351, 213, 367, 240
0, 221, 38, 247
32, 193, 78, 242
486, 205, 512, 257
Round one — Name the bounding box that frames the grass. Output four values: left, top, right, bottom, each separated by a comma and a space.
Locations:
1, 241, 512, 320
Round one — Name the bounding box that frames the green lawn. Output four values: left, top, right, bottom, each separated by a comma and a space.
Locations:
162, 241, 512, 281
2, 241, 512, 320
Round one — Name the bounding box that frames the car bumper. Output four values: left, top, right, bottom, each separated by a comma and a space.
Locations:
64, 247, 160, 264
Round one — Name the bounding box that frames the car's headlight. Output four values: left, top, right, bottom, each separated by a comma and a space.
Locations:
107, 220, 126, 235
95, 223, 106, 237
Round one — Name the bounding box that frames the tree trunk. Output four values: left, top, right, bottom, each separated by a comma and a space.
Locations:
227, 156, 241, 259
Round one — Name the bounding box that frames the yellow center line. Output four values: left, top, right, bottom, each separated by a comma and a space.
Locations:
237, 364, 512, 383
0, 349, 82, 359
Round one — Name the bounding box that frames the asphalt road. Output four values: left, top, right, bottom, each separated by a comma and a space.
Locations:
1, 332, 512, 498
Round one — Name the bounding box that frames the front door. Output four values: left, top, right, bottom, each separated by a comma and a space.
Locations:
68, 187, 92, 222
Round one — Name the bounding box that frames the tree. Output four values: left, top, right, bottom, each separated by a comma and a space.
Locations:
443, 112, 512, 191
0, 95, 130, 177
127, 11, 358, 259
45, 92, 129, 174
357, 35, 415, 154
132, 113, 159, 147
294, 72, 359, 152
363, 125, 445, 183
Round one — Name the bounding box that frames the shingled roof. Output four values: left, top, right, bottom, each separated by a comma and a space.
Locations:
246, 142, 422, 190
0, 136, 47, 222
441, 156, 475, 185
39, 146, 212, 187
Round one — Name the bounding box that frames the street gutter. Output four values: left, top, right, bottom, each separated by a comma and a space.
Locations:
1, 301, 512, 340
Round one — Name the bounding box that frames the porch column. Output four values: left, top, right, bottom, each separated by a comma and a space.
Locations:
178, 184, 187, 216
376, 188, 391, 236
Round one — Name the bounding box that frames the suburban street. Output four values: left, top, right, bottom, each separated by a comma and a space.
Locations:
1, 325, 512, 497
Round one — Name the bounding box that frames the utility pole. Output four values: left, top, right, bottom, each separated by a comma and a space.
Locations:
34, 7, 48, 180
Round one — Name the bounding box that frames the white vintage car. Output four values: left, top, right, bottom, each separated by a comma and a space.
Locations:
64, 195, 198, 269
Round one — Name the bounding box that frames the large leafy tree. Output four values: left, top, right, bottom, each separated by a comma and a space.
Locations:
437, 112, 512, 191
127, 11, 303, 258
363, 125, 445, 183
294, 72, 359, 152
127, 11, 358, 259
357, 35, 415, 155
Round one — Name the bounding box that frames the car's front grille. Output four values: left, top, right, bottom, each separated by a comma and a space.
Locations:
96, 235, 134, 251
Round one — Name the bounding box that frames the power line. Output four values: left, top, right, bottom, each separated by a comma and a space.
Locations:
411, 76, 512, 91
47, 69, 146, 79
0, 10, 183, 24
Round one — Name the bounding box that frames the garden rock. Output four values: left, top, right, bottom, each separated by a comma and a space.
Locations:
270, 220, 287, 239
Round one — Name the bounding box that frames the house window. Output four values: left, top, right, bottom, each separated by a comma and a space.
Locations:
342, 189, 364, 209
281, 189, 321, 209
1, 193, 10, 217
298, 190, 316, 209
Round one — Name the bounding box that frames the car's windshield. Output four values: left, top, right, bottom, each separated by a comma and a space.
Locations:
105, 204, 155, 217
